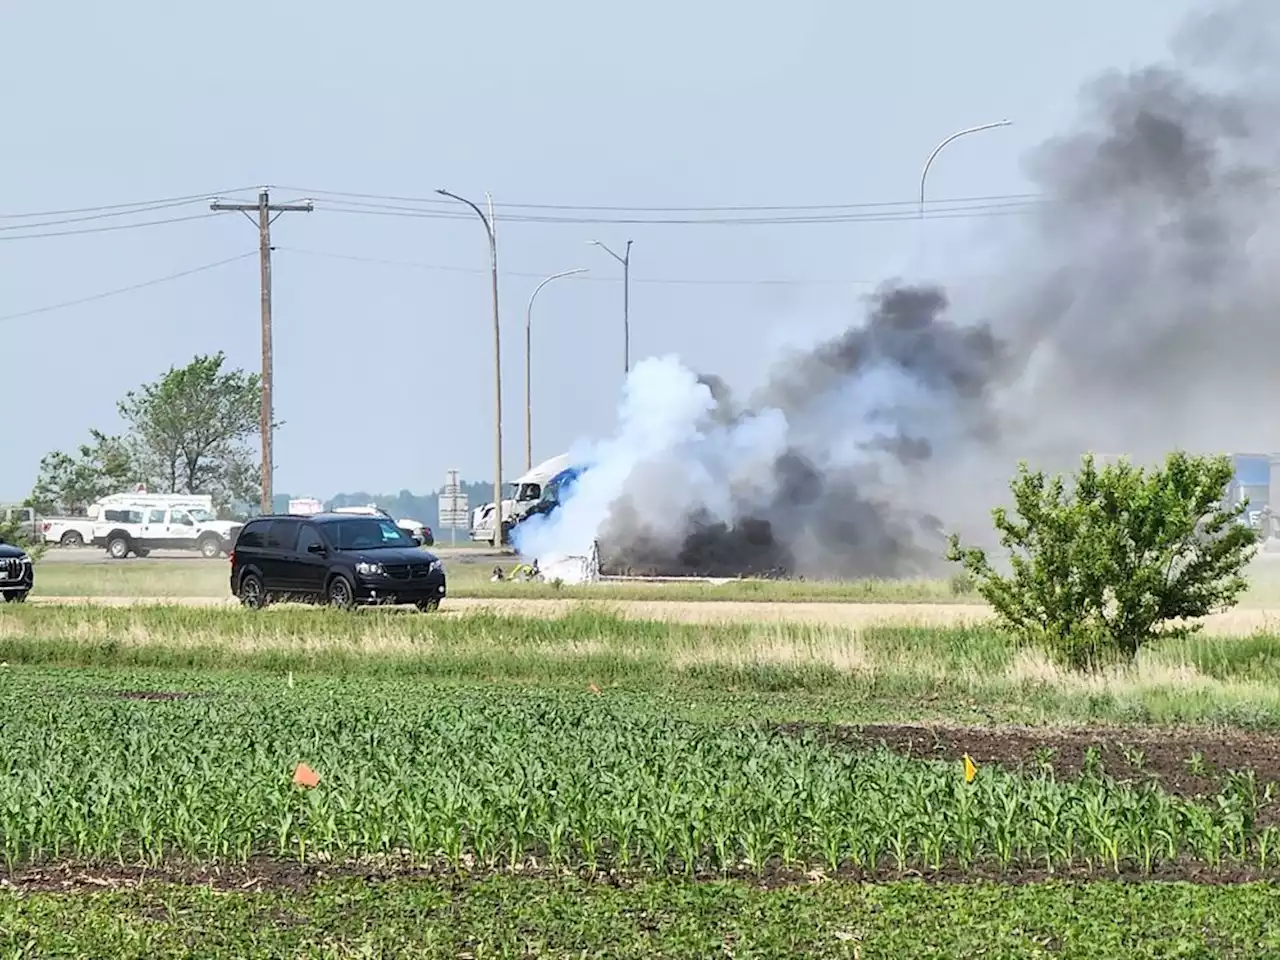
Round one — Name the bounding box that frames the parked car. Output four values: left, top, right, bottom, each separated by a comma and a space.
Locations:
0, 535, 33, 603
229, 513, 446, 611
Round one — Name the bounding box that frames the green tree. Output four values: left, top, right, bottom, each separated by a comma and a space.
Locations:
29, 430, 140, 515
117, 352, 265, 509
0, 512, 46, 558
947, 452, 1258, 670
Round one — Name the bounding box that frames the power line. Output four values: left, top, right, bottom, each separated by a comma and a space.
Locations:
0, 186, 258, 221
0, 198, 210, 233
312, 198, 1040, 226
0, 251, 257, 323
0, 212, 222, 242
275, 183, 1044, 214
276, 245, 876, 286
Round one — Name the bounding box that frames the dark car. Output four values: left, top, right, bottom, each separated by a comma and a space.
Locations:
229, 513, 446, 611
0, 539, 33, 603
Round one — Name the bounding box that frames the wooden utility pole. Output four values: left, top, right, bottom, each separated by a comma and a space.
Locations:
210, 188, 313, 515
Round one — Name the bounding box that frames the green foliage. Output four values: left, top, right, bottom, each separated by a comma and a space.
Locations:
3, 876, 1279, 958
0, 672, 1276, 876
31, 353, 266, 514
28, 430, 140, 515
948, 452, 1258, 669
0, 511, 46, 559
118, 351, 265, 508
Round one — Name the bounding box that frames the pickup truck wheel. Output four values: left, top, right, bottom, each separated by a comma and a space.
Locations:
107, 536, 131, 560
1, 591, 27, 604
326, 574, 355, 610
415, 598, 440, 613
198, 536, 222, 559
59, 531, 84, 548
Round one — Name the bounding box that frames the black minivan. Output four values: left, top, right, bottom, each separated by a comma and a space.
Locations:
229, 513, 446, 611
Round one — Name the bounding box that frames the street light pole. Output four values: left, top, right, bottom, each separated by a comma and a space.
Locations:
525, 267, 588, 471
437, 188, 504, 549
589, 239, 633, 374
919, 120, 1012, 219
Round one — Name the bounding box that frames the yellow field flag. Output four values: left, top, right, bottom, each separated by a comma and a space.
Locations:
963, 754, 978, 783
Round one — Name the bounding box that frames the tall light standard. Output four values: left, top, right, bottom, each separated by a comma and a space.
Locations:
525, 267, 588, 471
588, 239, 632, 374
437, 187, 504, 549
919, 120, 1012, 219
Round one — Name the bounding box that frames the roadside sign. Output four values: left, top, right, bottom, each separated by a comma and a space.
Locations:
438, 469, 469, 545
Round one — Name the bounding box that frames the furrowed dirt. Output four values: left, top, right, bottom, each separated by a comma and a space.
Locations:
775, 721, 1280, 804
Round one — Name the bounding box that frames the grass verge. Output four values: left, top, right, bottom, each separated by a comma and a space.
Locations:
29, 556, 976, 602
5, 605, 1280, 727
30, 553, 1280, 605
4, 876, 1279, 959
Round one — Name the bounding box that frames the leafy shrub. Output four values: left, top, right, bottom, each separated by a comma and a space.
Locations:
947, 452, 1256, 669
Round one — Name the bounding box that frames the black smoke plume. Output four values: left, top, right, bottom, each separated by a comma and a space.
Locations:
532, 1, 1280, 578
597, 285, 1005, 578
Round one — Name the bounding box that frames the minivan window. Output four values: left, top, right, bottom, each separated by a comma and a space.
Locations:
325, 517, 416, 550
296, 524, 325, 554
266, 519, 301, 551
235, 521, 268, 549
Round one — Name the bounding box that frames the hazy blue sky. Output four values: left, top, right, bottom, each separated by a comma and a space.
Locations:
1, 0, 1203, 502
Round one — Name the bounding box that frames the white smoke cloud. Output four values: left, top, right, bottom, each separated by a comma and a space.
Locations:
515, 1, 1280, 578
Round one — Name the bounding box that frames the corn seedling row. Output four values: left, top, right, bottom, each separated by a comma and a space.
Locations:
0, 679, 1275, 876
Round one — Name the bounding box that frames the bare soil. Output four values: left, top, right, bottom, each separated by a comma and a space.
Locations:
4, 854, 1278, 894
774, 721, 1280, 802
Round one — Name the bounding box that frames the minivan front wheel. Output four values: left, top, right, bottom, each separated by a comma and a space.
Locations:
238, 572, 265, 609
327, 574, 355, 610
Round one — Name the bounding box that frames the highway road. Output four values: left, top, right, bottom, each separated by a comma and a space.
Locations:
37, 545, 514, 566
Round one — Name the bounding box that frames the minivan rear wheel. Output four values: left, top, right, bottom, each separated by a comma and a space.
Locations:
326, 574, 355, 610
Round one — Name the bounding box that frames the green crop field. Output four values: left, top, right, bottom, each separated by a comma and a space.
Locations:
5, 602, 1280, 956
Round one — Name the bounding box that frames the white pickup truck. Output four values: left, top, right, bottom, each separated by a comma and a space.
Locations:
43, 516, 96, 547
92, 504, 243, 559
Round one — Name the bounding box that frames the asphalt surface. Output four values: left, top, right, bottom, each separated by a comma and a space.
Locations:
37, 545, 513, 565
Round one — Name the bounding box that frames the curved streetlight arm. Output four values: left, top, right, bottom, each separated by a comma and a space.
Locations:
919, 120, 1012, 218
527, 268, 589, 323
437, 188, 494, 242
438, 187, 504, 548
588, 239, 634, 374
588, 239, 629, 266
524, 267, 588, 470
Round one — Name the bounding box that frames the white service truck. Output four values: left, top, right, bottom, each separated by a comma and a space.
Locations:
470, 453, 572, 543
89, 493, 243, 559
